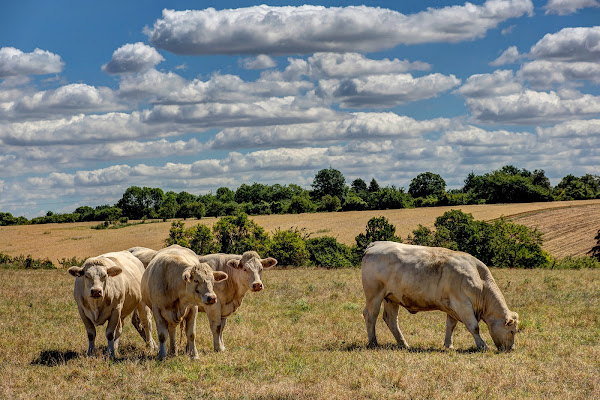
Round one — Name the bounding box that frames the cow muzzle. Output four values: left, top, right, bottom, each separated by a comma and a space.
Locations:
90, 288, 103, 298
251, 282, 263, 292
204, 294, 217, 305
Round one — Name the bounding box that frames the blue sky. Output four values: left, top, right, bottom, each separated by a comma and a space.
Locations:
1, 0, 599, 218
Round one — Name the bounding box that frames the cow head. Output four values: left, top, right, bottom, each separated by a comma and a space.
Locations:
182, 262, 228, 305
488, 311, 519, 351
68, 258, 122, 300
226, 251, 277, 292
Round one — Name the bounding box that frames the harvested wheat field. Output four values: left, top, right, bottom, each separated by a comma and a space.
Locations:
1, 199, 599, 262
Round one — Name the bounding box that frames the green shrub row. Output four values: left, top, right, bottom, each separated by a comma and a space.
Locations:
166, 211, 600, 269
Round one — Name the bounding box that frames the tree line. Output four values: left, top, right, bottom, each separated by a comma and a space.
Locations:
1, 165, 599, 226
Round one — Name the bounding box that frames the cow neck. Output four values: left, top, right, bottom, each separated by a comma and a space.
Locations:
477, 265, 511, 322
219, 261, 249, 310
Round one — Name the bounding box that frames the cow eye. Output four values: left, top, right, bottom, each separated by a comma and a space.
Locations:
194, 279, 199, 284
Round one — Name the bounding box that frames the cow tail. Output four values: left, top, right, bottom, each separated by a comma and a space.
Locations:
131, 309, 146, 339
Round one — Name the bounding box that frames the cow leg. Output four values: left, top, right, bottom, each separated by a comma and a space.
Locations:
113, 317, 123, 354
363, 289, 384, 348
444, 314, 458, 349
382, 300, 409, 349
452, 302, 488, 350
205, 305, 225, 352
184, 307, 199, 359
168, 322, 177, 356
153, 305, 169, 359
136, 302, 157, 351
78, 308, 96, 357
218, 318, 227, 351
105, 309, 122, 358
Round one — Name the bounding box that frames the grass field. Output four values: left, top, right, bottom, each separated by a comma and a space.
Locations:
1, 266, 599, 399
1, 199, 600, 262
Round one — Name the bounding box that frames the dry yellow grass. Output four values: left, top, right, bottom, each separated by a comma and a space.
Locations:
1, 199, 599, 261
1, 267, 599, 399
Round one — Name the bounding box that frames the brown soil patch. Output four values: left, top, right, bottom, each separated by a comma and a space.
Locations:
1, 199, 599, 262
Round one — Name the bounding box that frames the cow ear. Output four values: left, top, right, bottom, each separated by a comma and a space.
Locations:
182, 267, 193, 283
68, 266, 83, 277
505, 311, 519, 327
213, 271, 228, 282
227, 259, 242, 269
261, 257, 277, 269
107, 266, 123, 277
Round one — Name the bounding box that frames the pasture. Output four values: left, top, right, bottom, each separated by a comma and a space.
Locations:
1, 266, 599, 399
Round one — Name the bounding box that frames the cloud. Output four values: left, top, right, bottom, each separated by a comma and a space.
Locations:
457, 70, 522, 98
119, 69, 313, 104
490, 46, 523, 66
0, 83, 123, 121
143, 97, 345, 128
518, 60, 600, 87
544, 0, 600, 15
465, 89, 600, 124
529, 26, 600, 62
206, 113, 451, 150
318, 73, 460, 108
102, 42, 165, 75
146, 2, 533, 55
0, 47, 64, 78
536, 119, 600, 138
240, 55, 277, 70
0, 112, 182, 146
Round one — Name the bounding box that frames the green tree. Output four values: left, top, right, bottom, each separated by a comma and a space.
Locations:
351, 178, 368, 193
212, 212, 270, 254
355, 216, 402, 259
165, 220, 189, 247
268, 228, 309, 267
589, 229, 600, 261
311, 167, 346, 200
288, 195, 317, 214
187, 224, 220, 255
319, 195, 341, 212
216, 187, 235, 203
306, 236, 354, 267
158, 192, 178, 220
408, 172, 446, 199
368, 178, 380, 193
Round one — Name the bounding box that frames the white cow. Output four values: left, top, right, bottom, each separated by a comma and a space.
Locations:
362, 241, 519, 351
141, 245, 228, 359
198, 251, 277, 351
68, 251, 156, 357
127, 246, 157, 268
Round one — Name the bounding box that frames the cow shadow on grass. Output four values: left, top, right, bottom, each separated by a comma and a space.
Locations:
31, 344, 157, 366
323, 341, 484, 354
31, 349, 80, 366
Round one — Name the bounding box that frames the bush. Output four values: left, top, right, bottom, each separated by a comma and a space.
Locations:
306, 236, 355, 267
212, 213, 270, 254
409, 210, 552, 269
187, 224, 220, 255
0, 253, 55, 269
269, 228, 309, 267
589, 229, 600, 261
288, 195, 317, 214
551, 256, 600, 269
355, 216, 402, 259
318, 195, 341, 212
165, 220, 189, 247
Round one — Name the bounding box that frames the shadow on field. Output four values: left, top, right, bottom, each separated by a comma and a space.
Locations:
323, 341, 484, 354
31, 349, 80, 366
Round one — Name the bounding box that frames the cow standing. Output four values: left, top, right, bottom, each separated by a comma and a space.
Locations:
68, 251, 156, 358
198, 251, 277, 351
141, 245, 228, 359
361, 241, 519, 351
127, 246, 157, 268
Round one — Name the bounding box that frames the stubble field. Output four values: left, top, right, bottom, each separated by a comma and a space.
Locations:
1, 200, 600, 399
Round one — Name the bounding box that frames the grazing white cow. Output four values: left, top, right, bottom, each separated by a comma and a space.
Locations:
197, 251, 277, 351
361, 241, 519, 351
141, 245, 228, 359
68, 251, 156, 358
127, 246, 157, 268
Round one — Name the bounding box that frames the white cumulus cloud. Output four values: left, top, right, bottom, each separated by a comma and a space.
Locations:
146, 2, 533, 55
544, 0, 600, 15
102, 42, 165, 75
0, 47, 64, 78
